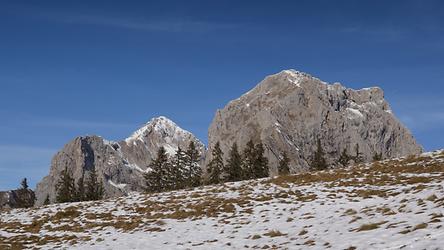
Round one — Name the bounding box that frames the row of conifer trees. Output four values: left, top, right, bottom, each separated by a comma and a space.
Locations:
144, 139, 277, 192
206, 140, 270, 185
53, 137, 383, 204
53, 167, 104, 204
144, 141, 202, 193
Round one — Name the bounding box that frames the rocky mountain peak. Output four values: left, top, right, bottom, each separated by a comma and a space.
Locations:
125, 116, 190, 144
207, 70, 422, 174
35, 116, 205, 206
124, 116, 204, 156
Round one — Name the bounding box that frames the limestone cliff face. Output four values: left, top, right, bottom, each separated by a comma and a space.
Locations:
207, 70, 422, 174
35, 116, 205, 206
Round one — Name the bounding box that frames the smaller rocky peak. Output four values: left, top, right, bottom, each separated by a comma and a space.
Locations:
125, 116, 194, 144
150, 116, 182, 134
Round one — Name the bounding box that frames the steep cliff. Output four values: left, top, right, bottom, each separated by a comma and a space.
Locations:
207, 70, 422, 174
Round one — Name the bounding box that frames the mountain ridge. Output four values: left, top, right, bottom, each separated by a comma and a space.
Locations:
35, 69, 422, 205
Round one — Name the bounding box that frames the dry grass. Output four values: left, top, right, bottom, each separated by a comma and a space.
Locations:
1, 151, 443, 249
355, 221, 387, 232
263, 230, 287, 237
412, 223, 428, 231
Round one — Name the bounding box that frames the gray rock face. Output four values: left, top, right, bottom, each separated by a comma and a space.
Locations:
35, 116, 205, 206
207, 70, 422, 174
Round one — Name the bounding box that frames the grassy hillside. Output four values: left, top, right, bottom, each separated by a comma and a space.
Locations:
1, 150, 444, 249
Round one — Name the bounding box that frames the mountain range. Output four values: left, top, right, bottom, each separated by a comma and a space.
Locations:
34, 70, 422, 205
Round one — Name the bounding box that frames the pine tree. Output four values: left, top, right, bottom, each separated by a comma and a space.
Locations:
16, 178, 35, 208
310, 139, 327, 171
171, 147, 187, 189
43, 195, 50, 205
338, 148, 350, 166
225, 142, 243, 182
354, 144, 364, 163
145, 147, 169, 192
241, 140, 256, 180
253, 142, 269, 178
85, 169, 104, 201
186, 141, 202, 187
278, 152, 290, 175
20, 178, 29, 190
55, 167, 75, 203
207, 141, 224, 184
373, 152, 382, 162
75, 173, 85, 202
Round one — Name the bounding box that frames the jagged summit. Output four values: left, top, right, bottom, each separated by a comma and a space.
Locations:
125, 116, 196, 145
123, 115, 205, 157
278, 69, 315, 80
265, 69, 383, 93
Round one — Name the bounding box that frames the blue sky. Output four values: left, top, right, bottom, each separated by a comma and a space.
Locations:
1, 0, 443, 190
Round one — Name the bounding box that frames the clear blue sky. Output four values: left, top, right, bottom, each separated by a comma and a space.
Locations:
1, 0, 443, 190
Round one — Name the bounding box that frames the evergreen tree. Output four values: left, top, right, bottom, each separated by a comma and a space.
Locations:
145, 147, 169, 192
241, 140, 256, 180
338, 148, 350, 166
278, 152, 290, 175
354, 144, 364, 163
55, 167, 75, 203
85, 169, 104, 201
171, 147, 187, 189
207, 141, 224, 184
20, 178, 29, 190
75, 173, 85, 202
310, 139, 328, 171
373, 152, 383, 162
185, 141, 202, 187
225, 142, 243, 182
15, 177, 35, 208
253, 142, 269, 178
43, 195, 50, 205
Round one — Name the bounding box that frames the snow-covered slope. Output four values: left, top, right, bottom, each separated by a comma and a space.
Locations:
2, 150, 444, 249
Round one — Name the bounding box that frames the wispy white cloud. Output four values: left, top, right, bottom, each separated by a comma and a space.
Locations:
60, 15, 235, 33
399, 111, 444, 130
28, 118, 134, 130
3, 3, 238, 33
339, 25, 404, 41
0, 110, 135, 131
0, 145, 56, 190
391, 97, 444, 131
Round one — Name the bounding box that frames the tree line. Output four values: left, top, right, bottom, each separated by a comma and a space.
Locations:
144, 141, 202, 193
51, 137, 383, 204
53, 167, 104, 204
145, 139, 275, 192
206, 140, 271, 185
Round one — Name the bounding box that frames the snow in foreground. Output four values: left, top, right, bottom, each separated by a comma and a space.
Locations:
1, 150, 444, 250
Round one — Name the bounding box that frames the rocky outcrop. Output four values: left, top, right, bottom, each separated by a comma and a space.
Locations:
0, 188, 35, 209
35, 116, 205, 206
207, 70, 422, 174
